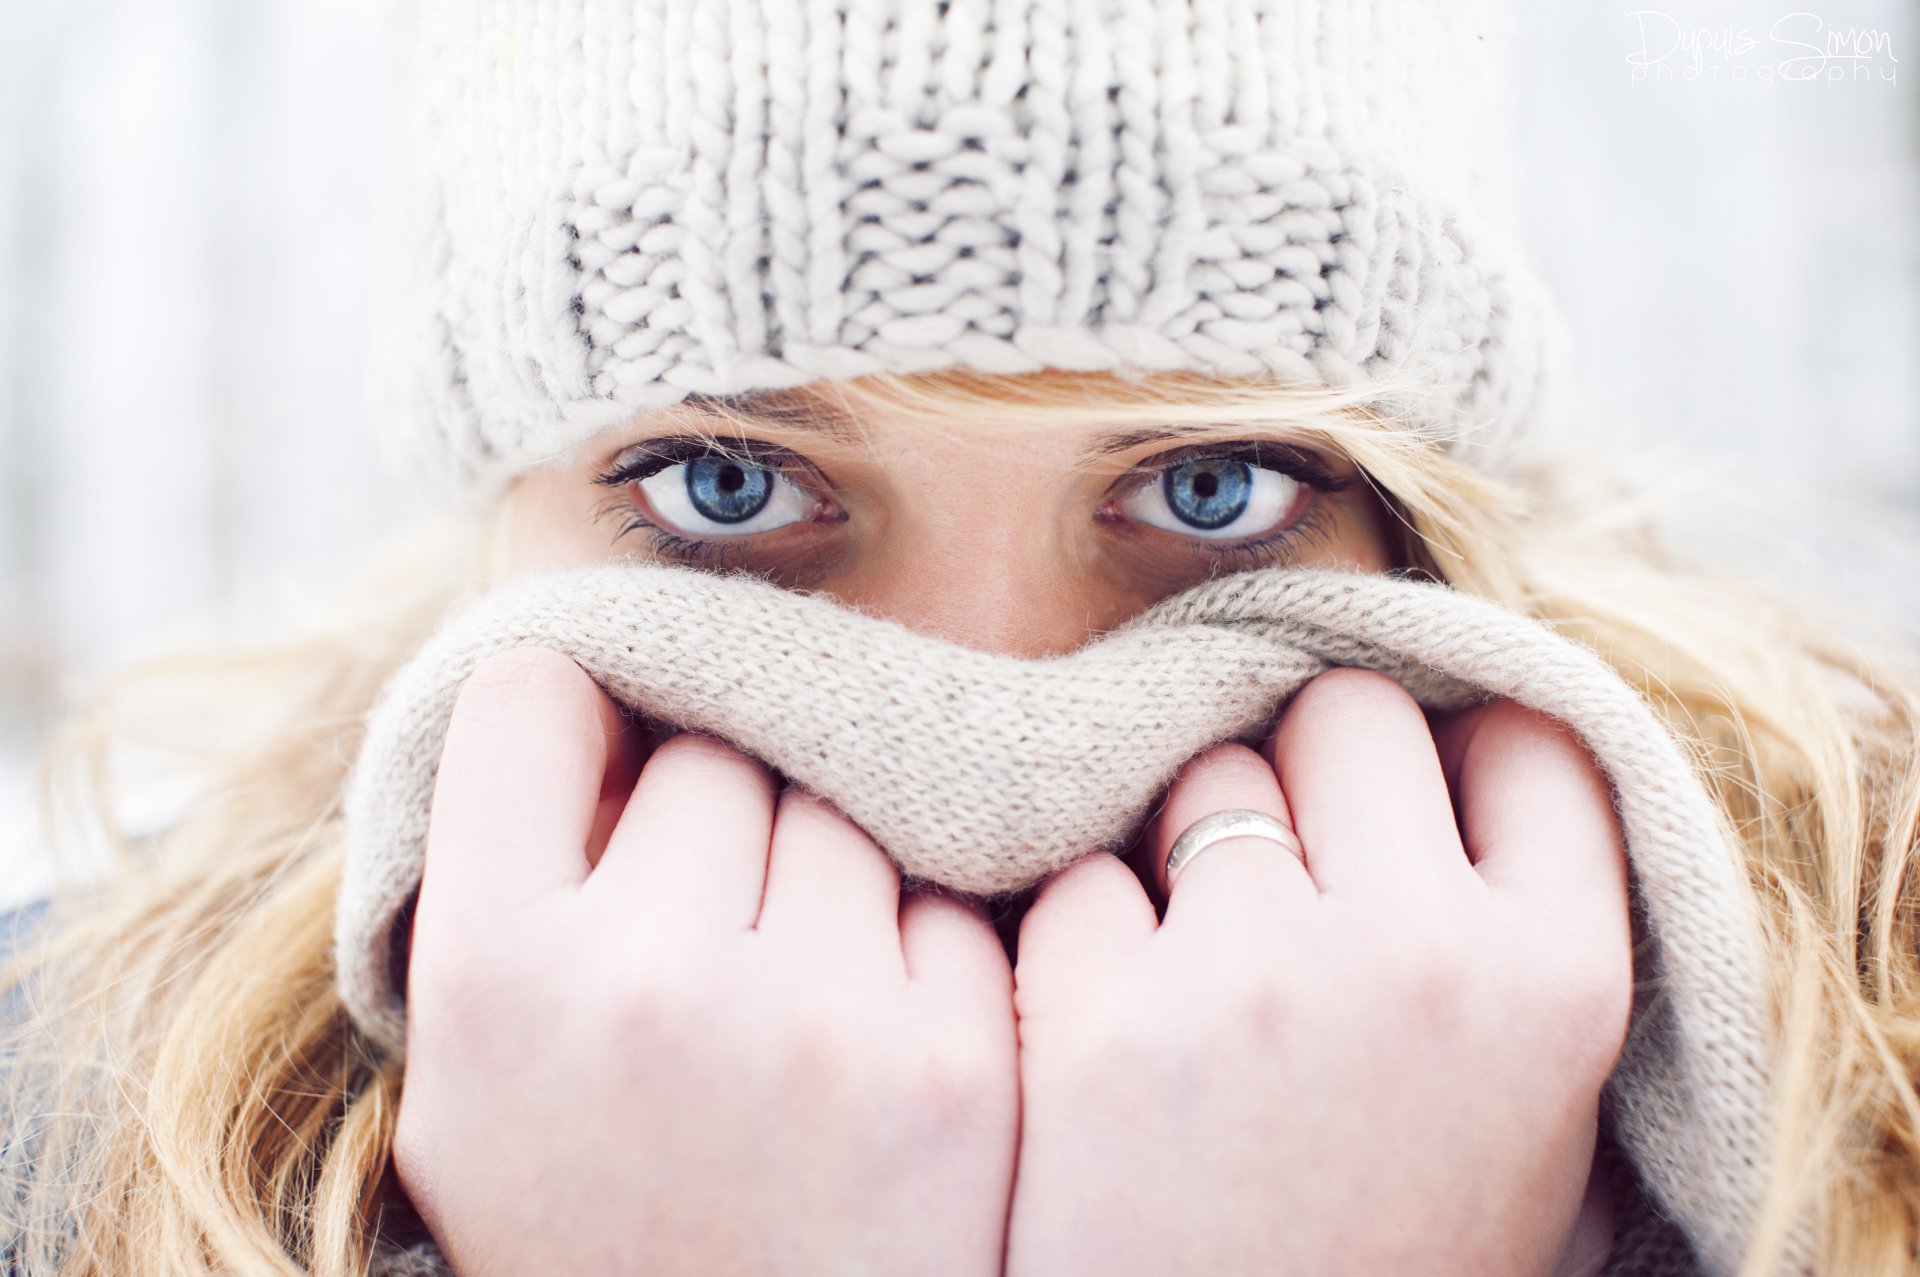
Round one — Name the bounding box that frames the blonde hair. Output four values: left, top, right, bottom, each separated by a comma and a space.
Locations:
3, 369, 1916, 1274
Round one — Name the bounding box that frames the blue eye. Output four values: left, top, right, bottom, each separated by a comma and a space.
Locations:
1116, 453, 1308, 542
684, 456, 774, 524
1162, 459, 1253, 530
631, 451, 820, 538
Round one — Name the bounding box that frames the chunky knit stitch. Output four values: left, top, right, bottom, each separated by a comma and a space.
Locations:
341, 562, 1811, 1277
399, 0, 1559, 495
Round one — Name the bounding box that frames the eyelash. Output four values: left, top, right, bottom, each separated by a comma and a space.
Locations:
591, 436, 1353, 570
590, 437, 826, 570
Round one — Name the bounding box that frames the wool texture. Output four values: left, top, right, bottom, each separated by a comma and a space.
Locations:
341, 561, 1811, 1277
397, 0, 1561, 496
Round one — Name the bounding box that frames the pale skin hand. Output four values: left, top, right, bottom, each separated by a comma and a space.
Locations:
1005, 667, 1634, 1277
396, 654, 1629, 1276
392, 647, 1019, 1277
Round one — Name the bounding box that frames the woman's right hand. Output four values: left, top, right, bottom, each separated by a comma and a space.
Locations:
391, 648, 1019, 1277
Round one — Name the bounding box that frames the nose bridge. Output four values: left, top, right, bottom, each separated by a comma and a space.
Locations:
829, 431, 1133, 659
914, 578, 1092, 660
855, 531, 1102, 660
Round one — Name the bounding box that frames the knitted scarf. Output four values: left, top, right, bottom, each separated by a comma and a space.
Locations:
340, 562, 1809, 1277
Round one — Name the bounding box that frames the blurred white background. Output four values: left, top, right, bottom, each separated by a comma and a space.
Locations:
1, 1, 1916, 903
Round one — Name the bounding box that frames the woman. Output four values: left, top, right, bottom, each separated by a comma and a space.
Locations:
5, 2, 1917, 1275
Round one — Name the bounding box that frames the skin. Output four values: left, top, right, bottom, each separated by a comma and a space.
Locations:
393, 397, 1629, 1275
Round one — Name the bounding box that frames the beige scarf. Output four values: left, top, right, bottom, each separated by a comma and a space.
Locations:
340, 562, 1807, 1276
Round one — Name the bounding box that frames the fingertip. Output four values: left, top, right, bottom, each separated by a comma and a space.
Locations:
1015, 852, 1155, 977
900, 890, 1011, 995
428, 647, 615, 909
589, 730, 779, 931
755, 785, 902, 948
1446, 700, 1627, 906
442, 647, 630, 831
645, 730, 778, 798
1431, 696, 1572, 785
452, 646, 608, 739
772, 785, 895, 875
1268, 665, 1418, 760
1264, 666, 1463, 897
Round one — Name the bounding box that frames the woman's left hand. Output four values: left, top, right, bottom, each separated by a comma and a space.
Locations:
1002, 668, 1634, 1277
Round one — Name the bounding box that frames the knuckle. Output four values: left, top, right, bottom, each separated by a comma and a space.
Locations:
764, 990, 875, 1090
1202, 965, 1298, 1048
601, 955, 707, 1044
1063, 1012, 1160, 1083
1371, 907, 1468, 974
908, 1031, 1011, 1120
406, 926, 529, 1048
1365, 914, 1483, 1024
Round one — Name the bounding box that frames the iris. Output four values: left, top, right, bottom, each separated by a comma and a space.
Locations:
1162, 459, 1253, 531
686, 457, 774, 524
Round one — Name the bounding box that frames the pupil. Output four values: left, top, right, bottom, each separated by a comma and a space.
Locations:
1164, 459, 1252, 531
686, 456, 774, 524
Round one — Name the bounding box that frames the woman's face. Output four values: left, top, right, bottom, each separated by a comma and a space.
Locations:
503, 392, 1401, 657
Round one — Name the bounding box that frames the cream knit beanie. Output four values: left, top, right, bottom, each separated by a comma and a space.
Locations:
398, 0, 1560, 494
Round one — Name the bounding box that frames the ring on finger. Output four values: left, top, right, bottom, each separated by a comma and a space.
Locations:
1164, 809, 1307, 888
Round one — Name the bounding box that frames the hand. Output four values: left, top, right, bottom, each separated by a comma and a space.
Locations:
392, 648, 1019, 1277
1004, 667, 1633, 1277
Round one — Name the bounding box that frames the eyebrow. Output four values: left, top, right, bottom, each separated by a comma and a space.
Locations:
1078, 427, 1216, 460
680, 390, 864, 442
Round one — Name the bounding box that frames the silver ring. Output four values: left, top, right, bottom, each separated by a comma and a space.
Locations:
1164, 809, 1307, 887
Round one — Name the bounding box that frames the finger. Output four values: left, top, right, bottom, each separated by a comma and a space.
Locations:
900, 890, 1014, 1023
1266, 667, 1468, 899
589, 732, 777, 935
424, 647, 626, 921
754, 788, 903, 967
1146, 743, 1315, 933
1014, 853, 1155, 983
1429, 700, 1630, 918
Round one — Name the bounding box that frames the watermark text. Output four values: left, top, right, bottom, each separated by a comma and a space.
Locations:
1626, 10, 1899, 84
